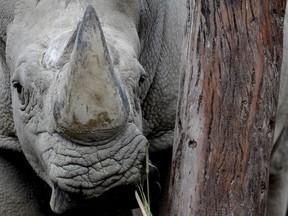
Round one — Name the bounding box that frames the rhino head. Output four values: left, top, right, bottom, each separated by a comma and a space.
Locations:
5, 2, 149, 213
0, 0, 185, 214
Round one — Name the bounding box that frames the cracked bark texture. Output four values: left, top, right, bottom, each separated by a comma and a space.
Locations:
166, 0, 285, 215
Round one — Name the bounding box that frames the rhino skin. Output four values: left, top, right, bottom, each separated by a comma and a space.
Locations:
0, 0, 186, 215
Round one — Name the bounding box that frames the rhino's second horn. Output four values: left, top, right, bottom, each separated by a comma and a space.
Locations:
53, 5, 129, 142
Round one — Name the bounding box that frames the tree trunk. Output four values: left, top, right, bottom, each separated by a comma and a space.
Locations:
166, 0, 286, 215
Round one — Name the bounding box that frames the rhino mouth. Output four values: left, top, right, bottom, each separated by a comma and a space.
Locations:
50, 183, 141, 214
35, 123, 147, 214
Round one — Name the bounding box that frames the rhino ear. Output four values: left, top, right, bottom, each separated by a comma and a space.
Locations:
0, 41, 21, 152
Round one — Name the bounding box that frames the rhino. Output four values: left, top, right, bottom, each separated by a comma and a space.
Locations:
0, 0, 186, 215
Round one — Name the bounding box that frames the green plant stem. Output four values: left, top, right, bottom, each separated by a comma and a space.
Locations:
136, 143, 152, 216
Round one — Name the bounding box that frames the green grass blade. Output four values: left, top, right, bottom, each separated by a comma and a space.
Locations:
135, 143, 152, 216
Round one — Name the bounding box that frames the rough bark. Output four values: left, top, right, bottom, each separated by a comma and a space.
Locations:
166, 0, 285, 215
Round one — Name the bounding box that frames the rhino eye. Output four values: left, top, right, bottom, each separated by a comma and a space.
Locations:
12, 81, 26, 106
139, 75, 146, 85
13, 81, 23, 94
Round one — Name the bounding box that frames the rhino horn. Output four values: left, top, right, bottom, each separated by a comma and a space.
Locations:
53, 5, 129, 141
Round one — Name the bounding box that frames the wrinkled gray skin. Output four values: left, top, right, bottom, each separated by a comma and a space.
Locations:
0, 0, 185, 215
268, 3, 288, 216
